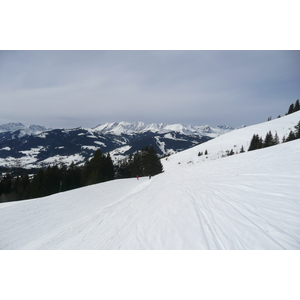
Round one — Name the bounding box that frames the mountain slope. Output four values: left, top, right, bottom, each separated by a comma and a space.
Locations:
162, 111, 300, 170
0, 121, 234, 169
0, 114, 299, 250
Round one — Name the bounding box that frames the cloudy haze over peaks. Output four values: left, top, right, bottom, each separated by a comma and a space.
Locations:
0, 50, 299, 129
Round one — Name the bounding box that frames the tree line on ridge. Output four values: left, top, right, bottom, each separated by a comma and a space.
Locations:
0, 146, 163, 203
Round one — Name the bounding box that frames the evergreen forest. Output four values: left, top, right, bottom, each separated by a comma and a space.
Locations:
0, 146, 163, 203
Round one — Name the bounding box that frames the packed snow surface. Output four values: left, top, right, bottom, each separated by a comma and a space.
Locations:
0, 113, 300, 249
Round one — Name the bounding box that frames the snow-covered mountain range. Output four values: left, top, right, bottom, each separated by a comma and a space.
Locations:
92, 121, 234, 136
1, 111, 299, 249
0, 122, 48, 135
0, 121, 235, 169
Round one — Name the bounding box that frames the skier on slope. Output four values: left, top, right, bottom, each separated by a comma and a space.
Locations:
136, 175, 139, 180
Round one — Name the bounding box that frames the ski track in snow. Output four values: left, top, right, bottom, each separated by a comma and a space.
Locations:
1, 143, 299, 249
1, 113, 300, 250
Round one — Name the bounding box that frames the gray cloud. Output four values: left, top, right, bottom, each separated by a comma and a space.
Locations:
0, 50, 299, 128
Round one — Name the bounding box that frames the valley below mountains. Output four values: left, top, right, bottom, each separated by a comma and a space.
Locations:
0, 121, 235, 170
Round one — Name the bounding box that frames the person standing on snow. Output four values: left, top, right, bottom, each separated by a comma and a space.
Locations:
136, 175, 139, 180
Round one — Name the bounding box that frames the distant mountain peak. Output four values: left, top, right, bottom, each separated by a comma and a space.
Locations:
0, 122, 49, 135
92, 121, 234, 137
0, 122, 25, 132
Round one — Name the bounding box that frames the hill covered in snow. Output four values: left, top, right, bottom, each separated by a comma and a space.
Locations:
162, 111, 300, 169
0, 112, 299, 249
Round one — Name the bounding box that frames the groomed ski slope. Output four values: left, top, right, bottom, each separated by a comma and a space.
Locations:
0, 113, 300, 249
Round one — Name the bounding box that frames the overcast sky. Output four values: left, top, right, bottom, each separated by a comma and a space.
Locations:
0, 50, 299, 129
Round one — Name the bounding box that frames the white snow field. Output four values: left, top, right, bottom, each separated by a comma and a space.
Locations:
0, 112, 300, 249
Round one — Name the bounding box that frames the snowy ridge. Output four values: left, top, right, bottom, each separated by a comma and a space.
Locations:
92, 121, 235, 137
0, 112, 299, 249
0, 122, 48, 135
162, 111, 300, 170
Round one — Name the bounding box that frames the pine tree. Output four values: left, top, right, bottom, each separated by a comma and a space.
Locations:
282, 135, 286, 143
240, 145, 245, 153
286, 130, 296, 142
63, 162, 81, 191
12, 175, 28, 200
258, 136, 263, 148
102, 153, 114, 181
117, 158, 131, 178
287, 103, 295, 115
131, 150, 144, 177
263, 131, 274, 148
27, 169, 46, 198
294, 120, 300, 139
144, 145, 163, 177
274, 132, 280, 145
248, 134, 256, 151
81, 158, 92, 186
80, 149, 116, 185
248, 134, 261, 151
44, 165, 62, 195
91, 149, 105, 184
118, 146, 163, 178
0, 173, 13, 195
294, 99, 300, 112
